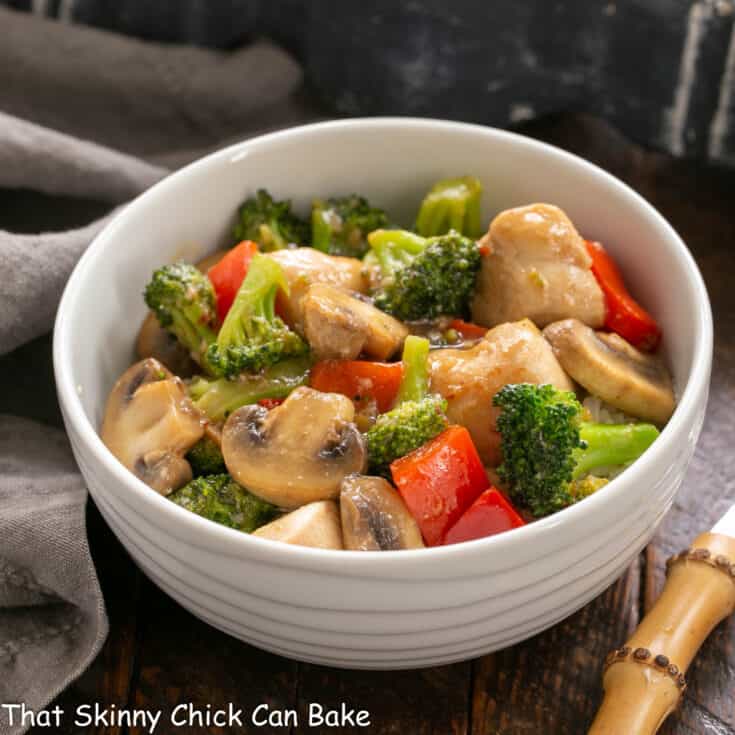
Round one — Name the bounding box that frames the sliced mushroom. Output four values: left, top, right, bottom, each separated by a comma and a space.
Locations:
253, 500, 343, 549
101, 358, 205, 494
429, 318, 574, 465
471, 203, 606, 329
543, 318, 675, 424
135, 312, 198, 377
340, 474, 424, 551
267, 247, 368, 329
134, 449, 194, 493
222, 386, 367, 508
302, 283, 408, 361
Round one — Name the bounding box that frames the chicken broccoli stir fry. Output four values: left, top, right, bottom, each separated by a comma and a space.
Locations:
102, 176, 675, 549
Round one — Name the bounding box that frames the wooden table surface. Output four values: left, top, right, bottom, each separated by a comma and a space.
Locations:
9, 113, 735, 734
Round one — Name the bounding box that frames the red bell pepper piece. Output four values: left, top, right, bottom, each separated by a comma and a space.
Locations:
585, 240, 661, 351
449, 319, 488, 341
257, 398, 284, 410
390, 425, 488, 546
442, 487, 526, 545
310, 360, 403, 413
207, 240, 259, 323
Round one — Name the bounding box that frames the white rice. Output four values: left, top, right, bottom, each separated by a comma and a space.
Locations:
582, 395, 639, 425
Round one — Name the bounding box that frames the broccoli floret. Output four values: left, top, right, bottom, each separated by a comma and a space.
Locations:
206, 254, 309, 377
169, 474, 279, 532
311, 195, 388, 258
493, 383, 660, 518
186, 435, 226, 476
233, 189, 309, 251
368, 229, 481, 321
415, 176, 483, 238
366, 336, 448, 476
144, 262, 218, 374
188, 356, 311, 422
569, 475, 609, 501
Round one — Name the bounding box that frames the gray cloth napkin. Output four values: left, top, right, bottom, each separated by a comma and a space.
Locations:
0, 7, 318, 734
0, 113, 166, 354
0, 417, 107, 733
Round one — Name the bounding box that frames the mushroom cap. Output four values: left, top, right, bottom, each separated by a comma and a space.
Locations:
543, 319, 675, 424
253, 500, 343, 549
135, 449, 193, 493
101, 358, 205, 494
340, 474, 425, 551
222, 386, 367, 509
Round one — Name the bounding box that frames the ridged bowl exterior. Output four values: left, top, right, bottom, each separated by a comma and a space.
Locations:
54, 119, 712, 669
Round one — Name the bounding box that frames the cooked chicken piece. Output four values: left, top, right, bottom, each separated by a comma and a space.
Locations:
301, 283, 408, 361
253, 501, 344, 550
267, 247, 368, 329
471, 204, 605, 329
429, 318, 574, 465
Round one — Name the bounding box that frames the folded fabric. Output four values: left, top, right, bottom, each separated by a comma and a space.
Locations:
0, 8, 318, 734
0, 6, 312, 158
0, 112, 166, 356
0, 416, 108, 735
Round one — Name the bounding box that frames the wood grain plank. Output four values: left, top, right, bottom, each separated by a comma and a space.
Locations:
471, 559, 640, 735
294, 661, 471, 735
127, 577, 299, 735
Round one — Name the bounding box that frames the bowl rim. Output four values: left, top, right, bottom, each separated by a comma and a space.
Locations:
53, 116, 713, 574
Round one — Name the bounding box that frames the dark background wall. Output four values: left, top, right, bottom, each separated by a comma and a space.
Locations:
3, 0, 735, 167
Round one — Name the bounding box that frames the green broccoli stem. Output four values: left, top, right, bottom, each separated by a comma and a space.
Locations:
369, 229, 426, 255
217, 254, 286, 346
207, 251, 307, 378
311, 207, 334, 252
189, 356, 311, 422
365, 335, 446, 477
170, 310, 218, 371
415, 176, 483, 238
169, 310, 214, 351
368, 229, 426, 278
572, 422, 660, 480
394, 335, 430, 405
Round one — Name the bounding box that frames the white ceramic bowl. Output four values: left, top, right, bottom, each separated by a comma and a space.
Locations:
54, 118, 712, 669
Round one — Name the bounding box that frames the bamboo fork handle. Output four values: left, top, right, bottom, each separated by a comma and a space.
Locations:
589, 532, 735, 735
